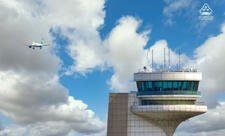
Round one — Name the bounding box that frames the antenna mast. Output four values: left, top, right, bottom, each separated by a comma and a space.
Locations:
168, 49, 170, 71
178, 49, 181, 71
147, 50, 149, 70
152, 49, 154, 72
164, 48, 166, 72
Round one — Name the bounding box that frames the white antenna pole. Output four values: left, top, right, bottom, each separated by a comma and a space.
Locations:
152, 49, 154, 72
179, 49, 181, 71
147, 50, 149, 70
168, 49, 170, 71
164, 48, 166, 72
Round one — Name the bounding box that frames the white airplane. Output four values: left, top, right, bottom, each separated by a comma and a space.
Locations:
26, 40, 50, 49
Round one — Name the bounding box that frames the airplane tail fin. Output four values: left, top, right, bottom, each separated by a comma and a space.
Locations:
40, 37, 45, 44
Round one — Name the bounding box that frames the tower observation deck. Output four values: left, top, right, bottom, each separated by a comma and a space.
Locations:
132, 71, 207, 136
107, 70, 207, 136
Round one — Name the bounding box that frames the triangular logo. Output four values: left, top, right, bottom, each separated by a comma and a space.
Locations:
200, 3, 213, 16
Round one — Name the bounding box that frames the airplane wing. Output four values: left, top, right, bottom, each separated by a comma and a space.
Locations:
25, 41, 31, 46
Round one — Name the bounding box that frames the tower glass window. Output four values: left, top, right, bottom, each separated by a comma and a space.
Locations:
163, 82, 168, 91
191, 81, 194, 90
178, 81, 182, 90
148, 82, 152, 91
173, 81, 178, 90
153, 81, 163, 91
168, 82, 172, 90
182, 81, 187, 90
141, 82, 145, 91
136, 81, 199, 92
194, 81, 199, 91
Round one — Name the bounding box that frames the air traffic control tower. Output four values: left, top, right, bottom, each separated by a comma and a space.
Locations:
107, 68, 207, 136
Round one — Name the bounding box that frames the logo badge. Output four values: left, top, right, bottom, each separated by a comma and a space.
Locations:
199, 3, 213, 21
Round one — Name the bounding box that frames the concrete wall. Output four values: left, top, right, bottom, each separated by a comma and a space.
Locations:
107, 93, 167, 136
107, 93, 129, 136
127, 93, 167, 136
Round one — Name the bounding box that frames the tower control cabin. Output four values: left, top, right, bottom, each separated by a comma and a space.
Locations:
107, 70, 207, 136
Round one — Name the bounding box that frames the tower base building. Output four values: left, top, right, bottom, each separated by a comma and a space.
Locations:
107, 72, 207, 136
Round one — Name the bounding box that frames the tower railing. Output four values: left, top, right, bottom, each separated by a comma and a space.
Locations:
131, 104, 208, 113
132, 101, 206, 106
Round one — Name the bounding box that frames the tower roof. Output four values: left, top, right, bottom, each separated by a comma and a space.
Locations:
134, 71, 202, 81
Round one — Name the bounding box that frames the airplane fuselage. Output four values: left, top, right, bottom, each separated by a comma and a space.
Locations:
28, 42, 48, 49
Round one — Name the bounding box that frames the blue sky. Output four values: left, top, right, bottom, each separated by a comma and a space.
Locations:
0, 0, 225, 136
102, 0, 224, 55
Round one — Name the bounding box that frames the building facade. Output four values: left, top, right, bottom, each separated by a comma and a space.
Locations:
107, 71, 207, 136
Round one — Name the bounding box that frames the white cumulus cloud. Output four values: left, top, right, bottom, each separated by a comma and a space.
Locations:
0, 0, 105, 136
163, 0, 194, 25
105, 16, 150, 92
175, 102, 225, 136
193, 23, 225, 107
